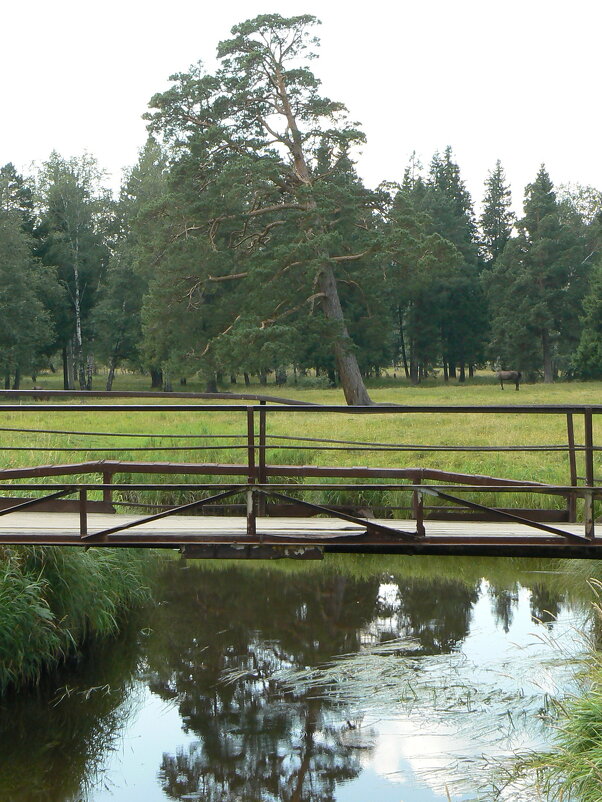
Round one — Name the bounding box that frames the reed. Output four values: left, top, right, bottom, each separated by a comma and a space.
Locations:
0, 545, 154, 693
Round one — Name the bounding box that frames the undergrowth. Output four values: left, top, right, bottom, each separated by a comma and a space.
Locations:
0, 545, 155, 693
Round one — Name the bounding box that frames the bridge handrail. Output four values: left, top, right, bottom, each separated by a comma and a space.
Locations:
0, 398, 597, 537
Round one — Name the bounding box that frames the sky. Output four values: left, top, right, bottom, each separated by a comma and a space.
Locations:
2, 0, 601, 212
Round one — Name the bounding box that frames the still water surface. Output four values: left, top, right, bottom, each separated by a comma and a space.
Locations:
0, 555, 595, 801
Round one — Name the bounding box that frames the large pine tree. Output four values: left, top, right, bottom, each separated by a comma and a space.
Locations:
143, 14, 381, 404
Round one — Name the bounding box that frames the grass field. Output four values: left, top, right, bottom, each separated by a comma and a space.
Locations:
3, 371, 602, 516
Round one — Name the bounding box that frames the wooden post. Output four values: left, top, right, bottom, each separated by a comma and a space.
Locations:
258, 400, 267, 517
102, 471, 113, 507
79, 489, 88, 539
584, 407, 595, 540
246, 407, 257, 539
412, 477, 425, 536
566, 413, 577, 522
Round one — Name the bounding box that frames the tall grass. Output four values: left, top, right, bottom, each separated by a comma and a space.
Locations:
513, 581, 602, 801
0, 545, 154, 693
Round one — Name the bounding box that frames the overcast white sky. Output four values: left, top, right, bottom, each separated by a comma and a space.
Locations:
2, 0, 600, 212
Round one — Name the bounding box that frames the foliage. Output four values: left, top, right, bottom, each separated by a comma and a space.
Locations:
35, 152, 112, 389
485, 165, 587, 380
0, 168, 57, 384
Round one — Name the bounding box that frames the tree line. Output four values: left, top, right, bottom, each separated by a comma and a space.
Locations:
1, 14, 601, 402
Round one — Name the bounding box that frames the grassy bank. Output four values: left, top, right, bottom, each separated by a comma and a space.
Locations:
0, 545, 153, 693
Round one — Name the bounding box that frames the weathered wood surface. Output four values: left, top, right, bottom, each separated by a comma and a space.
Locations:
1, 512, 600, 558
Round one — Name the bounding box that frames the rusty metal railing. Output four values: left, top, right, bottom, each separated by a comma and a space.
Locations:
0, 392, 600, 545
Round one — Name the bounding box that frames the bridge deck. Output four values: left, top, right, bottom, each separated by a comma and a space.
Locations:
1, 512, 601, 558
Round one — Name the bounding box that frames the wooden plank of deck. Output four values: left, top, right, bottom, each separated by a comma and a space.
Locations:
0, 512, 598, 557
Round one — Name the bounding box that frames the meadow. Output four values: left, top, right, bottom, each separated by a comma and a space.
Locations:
3, 371, 602, 517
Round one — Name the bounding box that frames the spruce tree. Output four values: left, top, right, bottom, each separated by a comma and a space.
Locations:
486, 166, 586, 381
480, 160, 514, 266
420, 148, 487, 378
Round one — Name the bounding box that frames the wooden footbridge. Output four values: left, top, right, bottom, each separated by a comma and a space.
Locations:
1, 390, 602, 559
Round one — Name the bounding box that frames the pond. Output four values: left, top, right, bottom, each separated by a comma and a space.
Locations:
0, 554, 596, 801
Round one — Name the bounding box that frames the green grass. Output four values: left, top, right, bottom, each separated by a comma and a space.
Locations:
0, 545, 155, 693
4, 371, 602, 516
511, 586, 602, 801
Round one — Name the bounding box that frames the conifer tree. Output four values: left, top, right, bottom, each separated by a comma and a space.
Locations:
420, 148, 487, 378
143, 14, 379, 404
480, 160, 514, 266
486, 166, 585, 381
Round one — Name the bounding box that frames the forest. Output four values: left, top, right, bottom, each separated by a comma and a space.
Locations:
1, 13, 602, 404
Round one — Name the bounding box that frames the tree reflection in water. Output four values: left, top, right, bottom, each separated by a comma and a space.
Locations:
0, 555, 587, 801
148, 562, 481, 801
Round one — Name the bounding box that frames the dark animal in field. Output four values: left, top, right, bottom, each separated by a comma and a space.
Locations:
32, 386, 50, 402
497, 370, 521, 390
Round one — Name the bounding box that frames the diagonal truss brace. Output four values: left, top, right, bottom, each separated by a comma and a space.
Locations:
80, 487, 244, 541
255, 488, 423, 541
420, 487, 590, 543
0, 488, 75, 516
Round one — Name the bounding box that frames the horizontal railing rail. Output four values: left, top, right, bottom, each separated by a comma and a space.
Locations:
0, 396, 599, 543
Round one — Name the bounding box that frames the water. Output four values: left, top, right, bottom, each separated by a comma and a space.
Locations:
0, 555, 595, 801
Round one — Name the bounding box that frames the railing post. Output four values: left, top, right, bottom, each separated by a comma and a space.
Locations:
79, 489, 88, 539
412, 477, 425, 536
246, 407, 257, 539
584, 407, 595, 540
257, 400, 267, 516
566, 413, 578, 522
102, 471, 113, 507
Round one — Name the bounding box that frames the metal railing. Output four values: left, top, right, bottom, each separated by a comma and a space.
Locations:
0, 391, 600, 545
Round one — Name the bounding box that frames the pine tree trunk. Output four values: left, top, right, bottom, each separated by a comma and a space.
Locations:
150, 368, 163, 389
244, 372, 250, 387
4, 373, 9, 390
398, 307, 410, 379
409, 351, 419, 385
443, 362, 449, 382
318, 265, 371, 405
542, 331, 553, 383
469, 364, 474, 379
12, 367, 20, 390
66, 340, 76, 389
274, 67, 372, 406
459, 364, 466, 383
106, 356, 117, 391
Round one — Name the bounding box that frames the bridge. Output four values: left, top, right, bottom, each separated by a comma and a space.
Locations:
0, 390, 601, 559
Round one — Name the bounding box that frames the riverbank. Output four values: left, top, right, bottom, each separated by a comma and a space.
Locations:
0, 545, 154, 693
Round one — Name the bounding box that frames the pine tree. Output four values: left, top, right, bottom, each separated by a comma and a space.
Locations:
143, 14, 379, 404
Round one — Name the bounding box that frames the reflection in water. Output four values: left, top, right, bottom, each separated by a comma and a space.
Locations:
0, 555, 595, 801
0, 620, 144, 801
